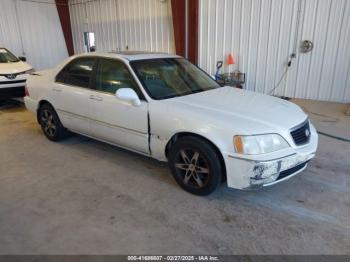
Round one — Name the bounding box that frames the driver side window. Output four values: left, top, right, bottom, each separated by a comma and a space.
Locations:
95, 59, 140, 96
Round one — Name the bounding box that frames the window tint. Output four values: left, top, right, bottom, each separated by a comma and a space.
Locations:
55, 68, 66, 83
95, 59, 139, 95
57, 58, 95, 88
131, 58, 220, 100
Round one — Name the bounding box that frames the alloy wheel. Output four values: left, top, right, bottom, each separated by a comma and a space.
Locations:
174, 149, 210, 189
41, 109, 57, 137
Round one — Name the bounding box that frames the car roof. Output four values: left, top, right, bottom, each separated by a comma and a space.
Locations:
73, 51, 182, 61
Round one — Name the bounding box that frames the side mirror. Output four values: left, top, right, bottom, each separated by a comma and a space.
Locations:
19, 56, 27, 62
116, 88, 141, 107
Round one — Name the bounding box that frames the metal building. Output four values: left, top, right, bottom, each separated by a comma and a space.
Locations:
198, 0, 350, 102
1, 0, 348, 102
0, 0, 68, 70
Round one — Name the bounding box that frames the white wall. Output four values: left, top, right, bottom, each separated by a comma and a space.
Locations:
199, 0, 350, 103
0, 0, 23, 58
0, 0, 68, 70
69, 0, 175, 54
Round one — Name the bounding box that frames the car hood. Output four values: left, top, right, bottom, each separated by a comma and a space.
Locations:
169, 86, 308, 133
0, 61, 33, 74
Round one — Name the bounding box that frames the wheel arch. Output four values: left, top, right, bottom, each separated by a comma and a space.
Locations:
165, 132, 227, 181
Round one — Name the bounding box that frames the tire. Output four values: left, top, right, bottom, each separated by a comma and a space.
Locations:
168, 137, 223, 196
38, 103, 68, 141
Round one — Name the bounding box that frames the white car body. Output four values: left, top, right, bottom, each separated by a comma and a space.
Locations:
24, 52, 318, 190
0, 48, 33, 99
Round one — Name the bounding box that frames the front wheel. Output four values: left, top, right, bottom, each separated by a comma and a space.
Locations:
168, 137, 223, 196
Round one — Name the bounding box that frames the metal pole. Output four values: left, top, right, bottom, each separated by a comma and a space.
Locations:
14, 0, 25, 56
292, 0, 303, 56
185, 0, 189, 59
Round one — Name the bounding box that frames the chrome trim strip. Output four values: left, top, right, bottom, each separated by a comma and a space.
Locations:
290, 118, 309, 132
0, 71, 27, 77
0, 80, 26, 85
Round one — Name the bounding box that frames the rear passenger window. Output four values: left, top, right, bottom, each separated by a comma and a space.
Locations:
56, 58, 96, 88
55, 69, 66, 83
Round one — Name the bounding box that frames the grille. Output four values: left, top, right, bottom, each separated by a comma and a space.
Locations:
0, 79, 26, 85
0, 72, 26, 78
277, 161, 309, 180
290, 120, 311, 146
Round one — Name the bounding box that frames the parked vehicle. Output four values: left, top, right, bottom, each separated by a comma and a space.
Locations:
24, 52, 318, 195
0, 48, 34, 100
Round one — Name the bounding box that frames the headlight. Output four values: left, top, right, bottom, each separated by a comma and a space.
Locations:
234, 134, 289, 155
25, 68, 35, 74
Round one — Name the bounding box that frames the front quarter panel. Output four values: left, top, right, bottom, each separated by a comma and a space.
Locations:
148, 100, 235, 161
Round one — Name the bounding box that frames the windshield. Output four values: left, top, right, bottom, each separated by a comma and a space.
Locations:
0, 48, 20, 63
130, 58, 220, 100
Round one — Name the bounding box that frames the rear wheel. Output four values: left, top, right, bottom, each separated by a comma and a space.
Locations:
169, 137, 223, 196
38, 103, 68, 141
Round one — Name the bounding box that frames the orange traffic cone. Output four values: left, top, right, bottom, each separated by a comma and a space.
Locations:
227, 53, 235, 65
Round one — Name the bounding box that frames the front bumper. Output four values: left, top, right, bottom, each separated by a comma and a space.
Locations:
223, 124, 318, 190
0, 75, 27, 99
0, 86, 25, 99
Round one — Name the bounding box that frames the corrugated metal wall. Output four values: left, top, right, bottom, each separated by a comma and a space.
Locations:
198, 0, 350, 103
0, 0, 68, 70
69, 0, 175, 54
0, 0, 23, 57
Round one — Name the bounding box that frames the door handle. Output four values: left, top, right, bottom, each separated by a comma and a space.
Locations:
89, 95, 103, 101
52, 87, 62, 92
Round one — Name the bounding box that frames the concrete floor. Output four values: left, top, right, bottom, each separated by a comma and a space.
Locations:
0, 100, 349, 255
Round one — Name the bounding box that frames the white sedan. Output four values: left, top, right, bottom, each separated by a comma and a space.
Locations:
0, 48, 34, 99
24, 52, 318, 195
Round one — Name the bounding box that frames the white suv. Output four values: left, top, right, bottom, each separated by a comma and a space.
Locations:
0, 48, 34, 100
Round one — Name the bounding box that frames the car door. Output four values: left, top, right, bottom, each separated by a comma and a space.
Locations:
89, 58, 149, 155
52, 57, 97, 135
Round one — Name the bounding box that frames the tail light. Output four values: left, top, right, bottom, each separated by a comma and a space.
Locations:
24, 85, 30, 97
